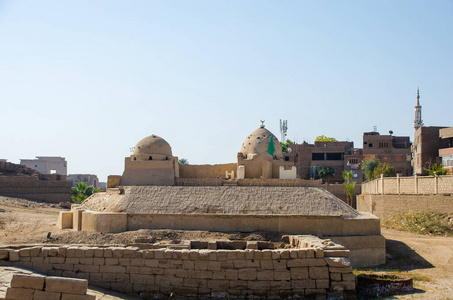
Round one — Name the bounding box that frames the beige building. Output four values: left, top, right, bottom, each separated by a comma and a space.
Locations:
439, 127, 453, 173
20, 156, 67, 176
363, 132, 412, 176
67, 174, 101, 188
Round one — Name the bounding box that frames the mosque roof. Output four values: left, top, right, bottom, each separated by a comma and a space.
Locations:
240, 125, 283, 159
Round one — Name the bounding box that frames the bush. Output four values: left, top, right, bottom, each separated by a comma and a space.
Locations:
382, 211, 453, 236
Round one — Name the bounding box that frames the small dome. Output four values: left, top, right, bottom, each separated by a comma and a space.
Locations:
133, 135, 172, 158
240, 126, 283, 159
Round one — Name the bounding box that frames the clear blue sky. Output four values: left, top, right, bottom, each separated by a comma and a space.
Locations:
0, 1, 452, 181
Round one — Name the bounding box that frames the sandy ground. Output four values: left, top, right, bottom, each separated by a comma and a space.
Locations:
1, 196, 453, 299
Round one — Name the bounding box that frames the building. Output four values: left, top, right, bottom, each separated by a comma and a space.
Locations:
286, 141, 362, 183
439, 127, 453, 173
412, 126, 448, 175
363, 131, 412, 176
67, 174, 101, 189
20, 156, 67, 176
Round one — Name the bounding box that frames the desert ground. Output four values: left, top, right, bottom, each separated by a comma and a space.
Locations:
0, 195, 452, 299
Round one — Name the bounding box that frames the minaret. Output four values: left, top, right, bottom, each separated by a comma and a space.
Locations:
413, 88, 423, 130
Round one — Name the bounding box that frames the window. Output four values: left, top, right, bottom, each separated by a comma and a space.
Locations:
50, 170, 56, 174
312, 153, 324, 160
379, 141, 389, 148
368, 143, 373, 147
349, 158, 359, 164
284, 156, 289, 161
326, 153, 342, 160
442, 155, 453, 167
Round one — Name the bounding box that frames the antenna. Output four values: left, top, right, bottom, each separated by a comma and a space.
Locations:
280, 119, 288, 143
373, 126, 377, 133
130, 147, 135, 153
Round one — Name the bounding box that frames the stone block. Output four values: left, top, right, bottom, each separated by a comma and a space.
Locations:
182, 260, 194, 270
18, 248, 30, 257
0, 249, 9, 260
316, 279, 330, 289
207, 261, 221, 271
45, 277, 88, 295
5, 287, 34, 300
30, 247, 41, 257
309, 266, 329, 279
92, 258, 104, 265
74, 264, 99, 273
287, 258, 326, 267
324, 250, 350, 257
291, 279, 316, 289
342, 273, 355, 282
246, 259, 260, 268
130, 274, 154, 284
110, 283, 132, 293
329, 266, 353, 273
273, 270, 290, 281
61, 294, 96, 300
79, 258, 93, 265
9, 251, 19, 262
53, 263, 74, 271
10, 274, 44, 290
330, 272, 341, 281
246, 241, 258, 250
34, 290, 61, 300
66, 258, 79, 265
126, 266, 140, 274
256, 270, 273, 281
232, 260, 246, 268
237, 268, 256, 280
260, 260, 273, 270
271, 280, 290, 290
225, 269, 238, 280
211, 270, 225, 279
100, 265, 126, 273
331, 281, 356, 291
48, 257, 65, 264
31, 257, 44, 263
105, 258, 119, 265
247, 280, 270, 290
272, 260, 287, 270
290, 267, 308, 280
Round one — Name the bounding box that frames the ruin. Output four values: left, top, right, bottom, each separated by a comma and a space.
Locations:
55, 124, 386, 297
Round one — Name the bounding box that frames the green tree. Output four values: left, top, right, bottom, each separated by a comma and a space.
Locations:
342, 171, 356, 207
71, 182, 100, 204
178, 158, 189, 165
315, 135, 338, 142
280, 139, 294, 153
423, 163, 451, 176
372, 163, 396, 179
361, 157, 380, 181
317, 167, 335, 183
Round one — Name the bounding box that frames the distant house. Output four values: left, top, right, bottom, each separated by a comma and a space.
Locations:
67, 174, 101, 189
20, 156, 67, 176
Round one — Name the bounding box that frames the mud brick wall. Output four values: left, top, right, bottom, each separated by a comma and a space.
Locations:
1, 246, 355, 299
0, 176, 71, 203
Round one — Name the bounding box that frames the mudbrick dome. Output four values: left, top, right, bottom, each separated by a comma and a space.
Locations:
132, 135, 172, 160
240, 125, 283, 159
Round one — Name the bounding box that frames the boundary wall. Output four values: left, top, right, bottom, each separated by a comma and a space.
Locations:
0, 176, 71, 203
0, 243, 355, 299
361, 175, 453, 195
357, 194, 453, 219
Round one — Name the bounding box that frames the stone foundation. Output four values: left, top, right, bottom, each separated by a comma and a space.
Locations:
0, 237, 355, 299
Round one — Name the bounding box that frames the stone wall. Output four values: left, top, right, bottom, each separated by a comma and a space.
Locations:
5, 273, 93, 300
0, 242, 355, 299
0, 176, 71, 203
361, 175, 453, 195
357, 193, 453, 219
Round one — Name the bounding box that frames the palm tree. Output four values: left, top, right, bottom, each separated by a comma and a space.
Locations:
71, 182, 99, 204
342, 171, 356, 207
178, 158, 189, 165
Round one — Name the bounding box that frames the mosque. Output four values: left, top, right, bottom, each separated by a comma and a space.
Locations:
60, 123, 385, 267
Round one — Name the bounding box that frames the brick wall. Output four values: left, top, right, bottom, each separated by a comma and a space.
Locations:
0, 176, 71, 203
1, 243, 355, 299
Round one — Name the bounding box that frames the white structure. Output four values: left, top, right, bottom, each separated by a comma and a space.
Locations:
20, 156, 67, 175
413, 88, 423, 131
279, 166, 297, 179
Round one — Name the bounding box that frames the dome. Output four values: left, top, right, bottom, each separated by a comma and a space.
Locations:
133, 135, 172, 160
240, 125, 283, 159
